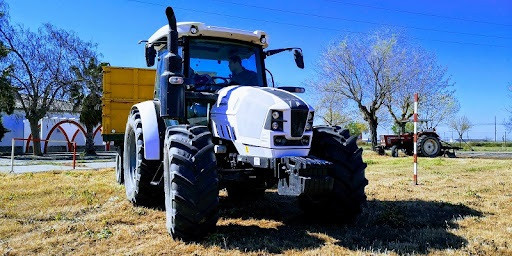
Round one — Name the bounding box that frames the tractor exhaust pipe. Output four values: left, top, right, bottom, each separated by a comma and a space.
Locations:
159, 6, 185, 120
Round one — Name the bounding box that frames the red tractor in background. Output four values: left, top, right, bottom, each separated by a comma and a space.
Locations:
376, 128, 461, 158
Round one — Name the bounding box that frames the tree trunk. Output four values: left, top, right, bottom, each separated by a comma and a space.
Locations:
368, 118, 379, 149
85, 124, 96, 155
399, 122, 406, 134
28, 118, 42, 156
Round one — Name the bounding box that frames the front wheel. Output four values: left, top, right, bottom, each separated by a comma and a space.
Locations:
302, 126, 368, 222
164, 125, 219, 241
123, 107, 163, 206
391, 145, 399, 157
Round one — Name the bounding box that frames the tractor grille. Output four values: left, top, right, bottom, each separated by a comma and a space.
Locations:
291, 109, 309, 137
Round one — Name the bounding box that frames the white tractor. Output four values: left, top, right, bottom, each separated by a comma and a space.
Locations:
119, 6, 368, 240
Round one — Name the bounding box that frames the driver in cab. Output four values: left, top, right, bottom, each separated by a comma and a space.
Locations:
228, 55, 258, 86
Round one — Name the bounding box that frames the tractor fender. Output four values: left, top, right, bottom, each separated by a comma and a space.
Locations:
133, 100, 160, 160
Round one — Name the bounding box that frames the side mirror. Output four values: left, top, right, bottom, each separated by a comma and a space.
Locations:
145, 45, 157, 67
278, 86, 305, 93
293, 49, 304, 69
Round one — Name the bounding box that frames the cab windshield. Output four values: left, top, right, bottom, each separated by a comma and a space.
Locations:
186, 38, 265, 88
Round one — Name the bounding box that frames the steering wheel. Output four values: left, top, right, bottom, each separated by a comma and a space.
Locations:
210, 76, 230, 85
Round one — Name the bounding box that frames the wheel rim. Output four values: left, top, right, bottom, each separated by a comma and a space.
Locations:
127, 129, 137, 182
423, 138, 439, 155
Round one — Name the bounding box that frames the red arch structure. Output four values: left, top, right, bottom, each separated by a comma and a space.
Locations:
43, 120, 86, 153
25, 124, 41, 153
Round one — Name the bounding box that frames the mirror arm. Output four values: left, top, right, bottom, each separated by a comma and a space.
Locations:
265, 47, 302, 57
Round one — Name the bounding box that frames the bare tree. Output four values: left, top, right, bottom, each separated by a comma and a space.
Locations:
314, 30, 403, 148
0, 3, 98, 155
450, 116, 473, 147
384, 45, 458, 133
314, 92, 351, 126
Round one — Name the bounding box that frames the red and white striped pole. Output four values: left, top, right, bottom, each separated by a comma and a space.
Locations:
413, 93, 419, 185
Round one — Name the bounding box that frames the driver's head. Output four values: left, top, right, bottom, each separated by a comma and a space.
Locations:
228, 55, 243, 73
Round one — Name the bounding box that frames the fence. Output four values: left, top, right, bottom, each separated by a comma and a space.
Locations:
10, 138, 77, 173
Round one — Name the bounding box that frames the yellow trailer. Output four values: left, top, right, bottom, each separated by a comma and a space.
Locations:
102, 66, 155, 142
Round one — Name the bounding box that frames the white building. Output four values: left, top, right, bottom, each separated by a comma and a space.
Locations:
0, 99, 108, 153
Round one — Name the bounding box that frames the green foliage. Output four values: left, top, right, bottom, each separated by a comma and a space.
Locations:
0, 40, 15, 141
346, 122, 368, 137
391, 122, 414, 134
80, 92, 102, 128
70, 58, 109, 155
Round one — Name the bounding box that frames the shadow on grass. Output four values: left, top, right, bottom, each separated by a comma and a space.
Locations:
205, 192, 482, 254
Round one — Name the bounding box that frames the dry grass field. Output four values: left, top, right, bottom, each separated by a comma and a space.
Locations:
1, 152, 511, 255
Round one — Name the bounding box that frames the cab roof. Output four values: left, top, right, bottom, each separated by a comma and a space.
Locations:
147, 22, 268, 49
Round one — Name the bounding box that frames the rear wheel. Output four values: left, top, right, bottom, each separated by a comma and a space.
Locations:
164, 125, 219, 241
418, 135, 441, 157
302, 126, 368, 222
123, 107, 163, 206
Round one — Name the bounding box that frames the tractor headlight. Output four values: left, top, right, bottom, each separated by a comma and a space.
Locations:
272, 122, 279, 130
305, 111, 314, 131
301, 136, 310, 145
272, 111, 280, 119
307, 111, 314, 121
267, 110, 284, 131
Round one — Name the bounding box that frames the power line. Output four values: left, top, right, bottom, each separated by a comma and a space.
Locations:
326, 0, 512, 27
125, 0, 510, 48
209, 0, 512, 40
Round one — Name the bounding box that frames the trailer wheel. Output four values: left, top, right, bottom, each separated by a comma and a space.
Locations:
115, 146, 124, 184
123, 107, 163, 206
391, 145, 399, 157
418, 135, 441, 157
164, 125, 219, 241
302, 126, 368, 222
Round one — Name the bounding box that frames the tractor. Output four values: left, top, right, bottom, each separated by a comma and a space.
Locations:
377, 128, 461, 158
114, 6, 368, 240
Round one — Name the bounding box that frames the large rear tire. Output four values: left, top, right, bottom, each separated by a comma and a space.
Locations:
164, 125, 219, 241
417, 135, 441, 157
123, 107, 163, 206
302, 126, 368, 221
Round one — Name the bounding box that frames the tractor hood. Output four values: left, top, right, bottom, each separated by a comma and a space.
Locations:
212, 86, 312, 115
210, 86, 314, 158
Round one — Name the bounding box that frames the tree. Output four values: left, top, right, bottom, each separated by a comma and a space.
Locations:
314, 29, 403, 148
383, 44, 458, 133
70, 58, 108, 155
314, 92, 351, 126
346, 122, 368, 138
0, 3, 14, 141
0, 3, 98, 155
450, 116, 472, 147
391, 122, 414, 135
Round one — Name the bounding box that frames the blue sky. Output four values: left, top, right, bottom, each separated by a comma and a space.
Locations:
6, 0, 512, 140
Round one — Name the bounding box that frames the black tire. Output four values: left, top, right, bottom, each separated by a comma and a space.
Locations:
303, 125, 368, 221
418, 135, 441, 157
123, 107, 163, 206
391, 145, 399, 157
115, 146, 124, 184
164, 125, 219, 241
